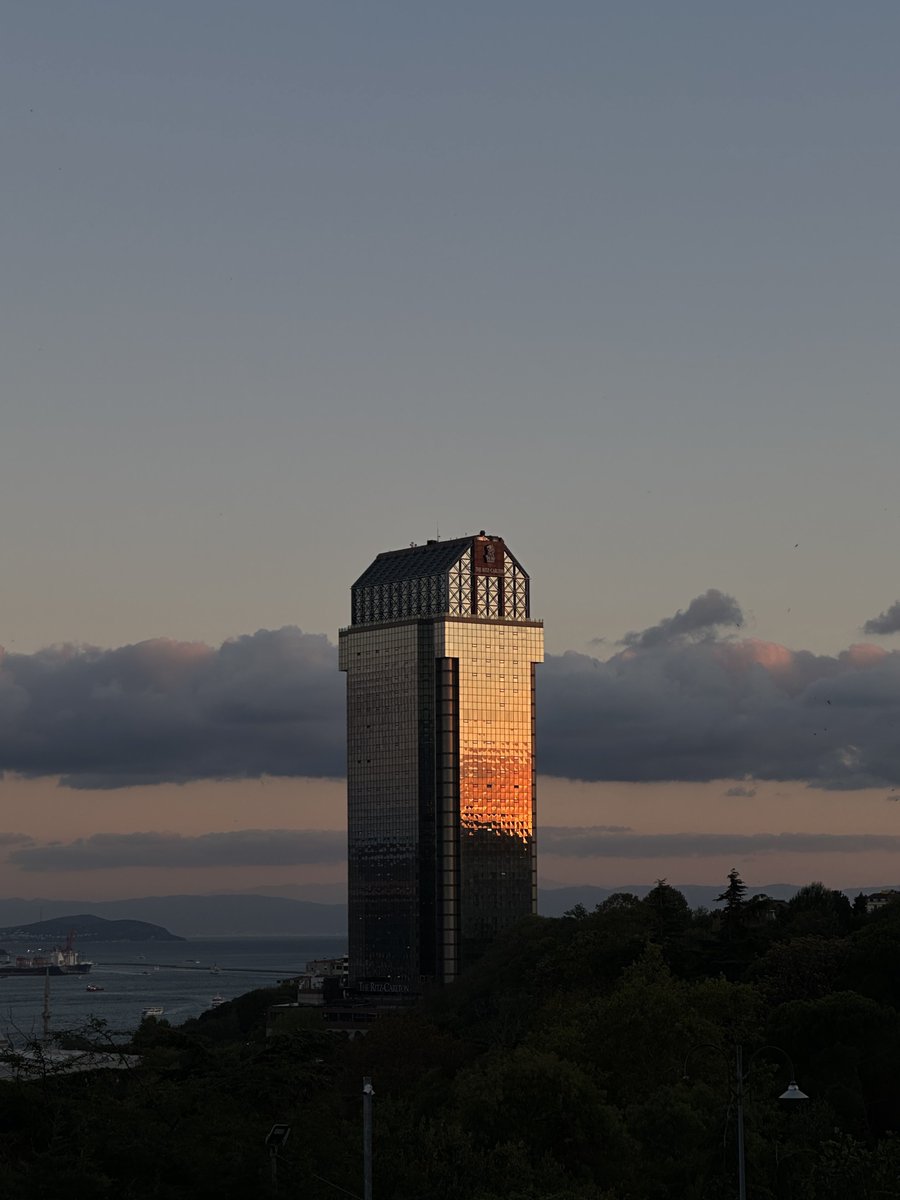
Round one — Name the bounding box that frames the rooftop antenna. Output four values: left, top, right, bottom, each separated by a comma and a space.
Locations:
436, 522, 440, 541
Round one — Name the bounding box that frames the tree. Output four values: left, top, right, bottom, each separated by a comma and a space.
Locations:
783, 882, 853, 938
716, 868, 748, 936
642, 879, 690, 945
769, 990, 900, 1137
748, 935, 849, 1006
597, 892, 641, 912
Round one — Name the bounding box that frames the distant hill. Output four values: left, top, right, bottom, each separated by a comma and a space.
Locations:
0, 884, 888, 938
0, 895, 348, 938
238, 882, 348, 904
0, 914, 182, 942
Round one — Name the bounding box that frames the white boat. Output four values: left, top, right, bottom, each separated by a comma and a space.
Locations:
141, 1006, 164, 1020
210, 994, 225, 1007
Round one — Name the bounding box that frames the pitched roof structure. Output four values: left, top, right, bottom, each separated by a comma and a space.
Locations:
352, 537, 471, 589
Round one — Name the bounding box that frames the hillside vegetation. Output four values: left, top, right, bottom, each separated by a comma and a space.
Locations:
2, 875, 900, 1199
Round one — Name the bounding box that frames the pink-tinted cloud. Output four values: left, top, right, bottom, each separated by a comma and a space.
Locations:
0, 628, 343, 788
1, 594, 900, 791
539, 595, 900, 788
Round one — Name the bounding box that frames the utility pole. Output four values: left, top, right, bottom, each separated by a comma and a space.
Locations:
735, 1044, 746, 1200
363, 1077, 374, 1200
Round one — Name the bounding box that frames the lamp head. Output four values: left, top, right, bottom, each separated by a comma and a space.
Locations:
779, 1081, 808, 1101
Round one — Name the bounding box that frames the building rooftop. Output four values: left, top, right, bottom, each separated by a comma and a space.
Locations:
352, 537, 472, 589
346, 532, 532, 627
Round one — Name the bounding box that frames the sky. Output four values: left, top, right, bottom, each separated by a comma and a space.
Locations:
2, 2, 900, 901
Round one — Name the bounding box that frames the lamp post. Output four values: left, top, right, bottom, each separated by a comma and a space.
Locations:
362, 1076, 374, 1200
264, 1124, 291, 1193
685, 1042, 808, 1200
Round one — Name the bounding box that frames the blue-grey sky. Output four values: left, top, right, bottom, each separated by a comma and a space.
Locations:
3, 3, 900, 897
4, 1, 900, 655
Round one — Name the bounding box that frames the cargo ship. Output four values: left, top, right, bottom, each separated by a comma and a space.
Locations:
0, 931, 93, 977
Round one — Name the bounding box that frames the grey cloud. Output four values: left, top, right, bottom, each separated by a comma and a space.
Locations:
537, 635, 900, 789
538, 827, 900, 858
808, 775, 895, 792
0, 628, 344, 788
725, 786, 757, 798
21, 826, 896, 870
10, 829, 346, 871
864, 601, 900, 636
3, 603, 900, 793
0, 833, 34, 847
621, 589, 743, 649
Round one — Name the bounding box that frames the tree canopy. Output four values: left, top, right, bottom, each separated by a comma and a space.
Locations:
1, 875, 898, 1199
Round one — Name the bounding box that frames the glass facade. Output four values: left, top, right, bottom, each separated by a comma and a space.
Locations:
339, 534, 543, 992
439, 620, 543, 973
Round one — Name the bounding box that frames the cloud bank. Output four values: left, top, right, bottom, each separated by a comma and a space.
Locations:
10, 826, 900, 871
537, 632, 900, 788
538, 828, 900, 858
864, 601, 900, 636
1, 596, 900, 790
0, 628, 344, 788
10, 829, 346, 871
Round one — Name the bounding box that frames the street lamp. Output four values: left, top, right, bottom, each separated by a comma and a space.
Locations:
683, 1042, 808, 1200
362, 1076, 374, 1200
264, 1123, 291, 1192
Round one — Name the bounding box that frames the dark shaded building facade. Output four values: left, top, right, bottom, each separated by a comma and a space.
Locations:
338, 533, 543, 992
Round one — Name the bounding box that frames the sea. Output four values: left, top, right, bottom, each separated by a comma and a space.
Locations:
0, 935, 347, 1043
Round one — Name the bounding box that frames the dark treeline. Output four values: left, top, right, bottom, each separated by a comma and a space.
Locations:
3, 876, 900, 1198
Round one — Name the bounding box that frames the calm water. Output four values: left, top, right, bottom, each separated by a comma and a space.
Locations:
0, 936, 347, 1042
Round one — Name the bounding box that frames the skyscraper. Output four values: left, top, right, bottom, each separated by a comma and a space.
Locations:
339, 532, 543, 993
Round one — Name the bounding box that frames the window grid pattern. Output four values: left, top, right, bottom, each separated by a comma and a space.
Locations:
339, 623, 428, 987
447, 547, 471, 616
350, 537, 530, 626
437, 619, 544, 972
503, 552, 529, 619
353, 572, 449, 625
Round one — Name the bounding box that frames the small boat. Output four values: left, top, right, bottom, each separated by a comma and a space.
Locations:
86, 984, 104, 992
210, 994, 225, 1007
141, 1006, 164, 1020
209, 963, 221, 974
